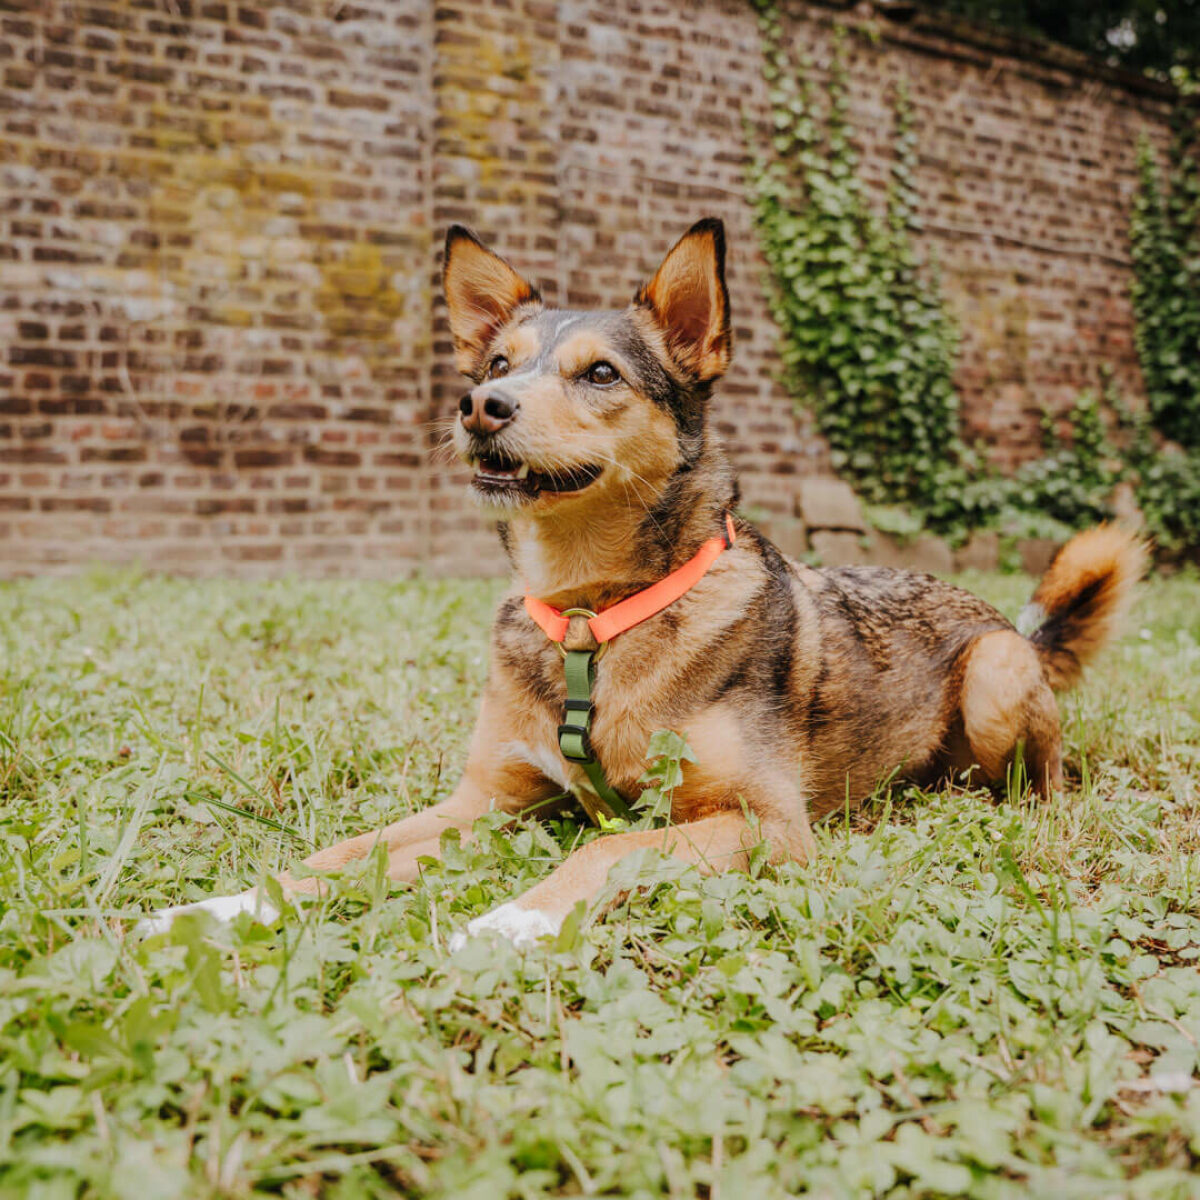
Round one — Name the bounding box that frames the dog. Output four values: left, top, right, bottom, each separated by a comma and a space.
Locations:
140, 218, 1146, 947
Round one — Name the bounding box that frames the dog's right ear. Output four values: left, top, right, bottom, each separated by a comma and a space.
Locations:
443, 227, 541, 374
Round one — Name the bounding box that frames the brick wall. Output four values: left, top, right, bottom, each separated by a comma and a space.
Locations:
0, 0, 434, 575
0, 0, 1182, 577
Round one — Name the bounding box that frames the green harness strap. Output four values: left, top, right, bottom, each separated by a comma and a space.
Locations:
532, 514, 737, 829
557, 649, 635, 824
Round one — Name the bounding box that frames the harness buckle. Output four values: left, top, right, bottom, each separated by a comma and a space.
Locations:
558, 723, 594, 762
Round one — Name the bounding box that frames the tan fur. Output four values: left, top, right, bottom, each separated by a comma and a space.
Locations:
553, 332, 625, 375
494, 549, 769, 802
957, 630, 1063, 796
628, 307, 694, 389
503, 323, 542, 365
444, 253, 687, 565
509, 812, 764, 926
1027, 524, 1149, 689
503, 396, 684, 599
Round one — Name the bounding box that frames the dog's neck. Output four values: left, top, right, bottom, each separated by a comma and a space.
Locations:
507, 447, 735, 610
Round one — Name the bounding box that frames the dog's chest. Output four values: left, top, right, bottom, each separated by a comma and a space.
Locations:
512, 633, 739, 804
493, 563, 767, 804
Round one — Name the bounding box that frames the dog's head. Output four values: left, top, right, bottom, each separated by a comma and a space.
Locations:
443, 219, 732, 515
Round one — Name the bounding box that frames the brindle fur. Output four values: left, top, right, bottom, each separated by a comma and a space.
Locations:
146, 220, 1147, 944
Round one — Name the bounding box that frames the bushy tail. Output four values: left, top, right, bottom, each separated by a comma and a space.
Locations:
1018, 525, 1149, 691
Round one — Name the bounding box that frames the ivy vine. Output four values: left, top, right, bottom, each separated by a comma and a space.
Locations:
1120, 404, 1200, 554
746, 0, 1200, 557
1010, 390, 1124, 532
746, 3, 969, 524
1130, 111, 1200, 449
1126, 104, 1200, 554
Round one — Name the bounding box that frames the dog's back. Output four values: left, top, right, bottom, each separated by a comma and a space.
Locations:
789, 562, 1013, 811
776, 527, 1146, 811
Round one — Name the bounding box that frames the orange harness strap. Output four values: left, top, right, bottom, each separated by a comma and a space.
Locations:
524, 513, 737, 646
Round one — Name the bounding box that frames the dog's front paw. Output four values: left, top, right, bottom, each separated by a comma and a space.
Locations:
448, 903, 560, 952
134, 889, 279, 938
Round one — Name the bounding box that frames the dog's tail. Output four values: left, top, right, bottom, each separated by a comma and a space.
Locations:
1018, 524, 1149, 691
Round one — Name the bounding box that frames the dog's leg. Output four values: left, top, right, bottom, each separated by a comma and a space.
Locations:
135, 784, 501, 936
452, 807, 808, 949
958, 629, 1064, 798
136, 692, 555, 936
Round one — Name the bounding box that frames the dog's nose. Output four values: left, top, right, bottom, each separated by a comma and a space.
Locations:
459, 388, 518, 436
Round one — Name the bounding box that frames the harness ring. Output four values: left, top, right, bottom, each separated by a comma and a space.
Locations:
556, 607, 608, 660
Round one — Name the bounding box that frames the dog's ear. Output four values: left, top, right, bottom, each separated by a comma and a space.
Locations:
443, 226, 541, 374
635, 218, 731, 382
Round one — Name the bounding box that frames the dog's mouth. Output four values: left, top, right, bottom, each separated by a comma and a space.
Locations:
468, 452, 602, 500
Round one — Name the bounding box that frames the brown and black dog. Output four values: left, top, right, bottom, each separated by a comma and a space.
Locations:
141, 219, 1146, 946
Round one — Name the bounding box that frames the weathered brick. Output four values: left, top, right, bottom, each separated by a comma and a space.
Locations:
796, 478, 867, 532
0, 2, 1186, 579
870, 533, 956, 575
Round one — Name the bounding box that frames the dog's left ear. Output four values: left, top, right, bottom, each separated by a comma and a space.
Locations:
635, 218, 731, 382
443, 226, 542, 374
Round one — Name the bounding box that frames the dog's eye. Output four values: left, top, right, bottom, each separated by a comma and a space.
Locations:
584, 361, 620, 387
487, 356, 510, 380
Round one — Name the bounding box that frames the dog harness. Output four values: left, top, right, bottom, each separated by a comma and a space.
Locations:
524, 512, 737, 824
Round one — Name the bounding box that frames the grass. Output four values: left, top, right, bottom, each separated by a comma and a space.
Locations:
0, 567, 1198, 1199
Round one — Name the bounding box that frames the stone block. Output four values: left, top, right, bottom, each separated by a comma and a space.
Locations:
954, 531, 1000, 572
757, 516, 808, 561
868, 532, 954, 574
809, 529, 867, 567
1018, 537, 1061, 576
795, 477, 866, 532
1111, 480, 1144, 529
